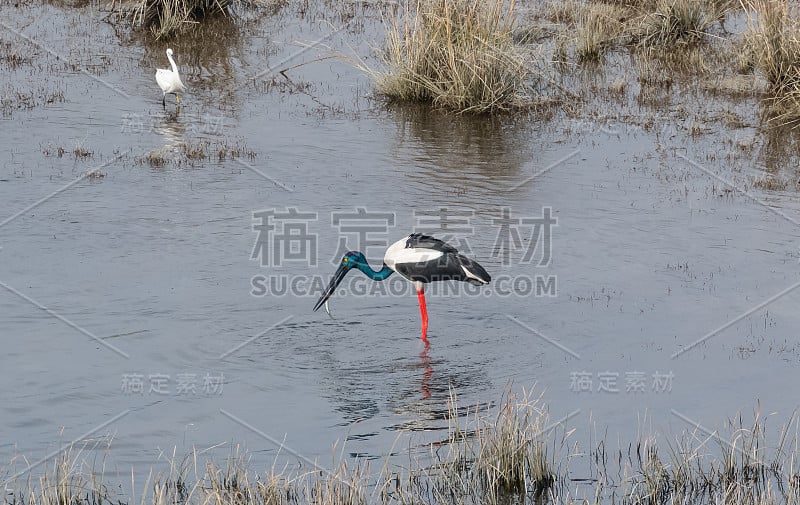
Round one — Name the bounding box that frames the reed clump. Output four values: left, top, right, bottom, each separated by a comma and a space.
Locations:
631, 0, 725, 47
127, 0, 236, 39
619, 409, 794, 505
747, 0, 800, 121
577, 3, 631, 61
473, 389, 555, 496
372, 0, 530, 113
4, 450, 121, 505
424, 388, 558, 504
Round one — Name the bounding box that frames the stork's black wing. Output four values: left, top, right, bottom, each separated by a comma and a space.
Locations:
405, 233, 459, 254
395, 251, 491, 285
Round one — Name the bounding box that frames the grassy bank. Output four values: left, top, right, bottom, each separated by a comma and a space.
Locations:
48, 0, 800, 123
4, 392, 800, 505
548, 0, 800, 122
367, 0, 800, 122
1, 389, 561, 505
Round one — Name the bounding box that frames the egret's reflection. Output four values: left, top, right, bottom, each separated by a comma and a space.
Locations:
155, 109, 186, 149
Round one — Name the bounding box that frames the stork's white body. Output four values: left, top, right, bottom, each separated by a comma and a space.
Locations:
383, 234, 491, 287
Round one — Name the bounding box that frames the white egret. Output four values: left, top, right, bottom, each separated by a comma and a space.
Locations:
155, 48, 186, 107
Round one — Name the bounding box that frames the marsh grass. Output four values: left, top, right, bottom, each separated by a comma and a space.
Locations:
635, 43, 709, 84
753, 176, 789, 190
545, 0, 585, 26
1, 41, 33, 69
630, 0, 727, 47
73, 145, 94, 159
123, 0, 253, 39
616, 409, 800, 505
409, 387, 560, 504
136, 138, 254, 168
5, 449, 122, 505
746, 0, 800, 122
143, 151, 167, 168
473, 388, 556, 496
577, 3, 630, 62
7, 400, 800, 505
1, 88, 66, 114
182, 140, 208, 160
2, 390, 559, 505
370, 0, 530, 113
571, 0, 731, 53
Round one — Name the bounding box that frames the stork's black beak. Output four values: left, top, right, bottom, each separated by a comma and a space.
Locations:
313, 262, 351, 312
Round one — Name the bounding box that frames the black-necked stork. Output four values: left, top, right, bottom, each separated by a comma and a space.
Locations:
313, 233, 491, 341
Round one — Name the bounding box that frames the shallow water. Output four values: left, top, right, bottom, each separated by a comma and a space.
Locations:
2, 0, 800, 488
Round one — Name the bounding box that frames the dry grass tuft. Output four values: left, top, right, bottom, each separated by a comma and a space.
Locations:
1, 41, 33, 68
577, 3, 630, 61
753, 175, 789, 190
428, 387, 558, 503
544, 0, 585, 26
182, 140, 209, 160
5, 450, 120, 505
747, 0, 800, 121
371, 0, 530, 113
73, 145, 93, 158
631, 0, 725, 47
303, 461, 366, 505
618, 408, 797, 504
473, 388, 555, 495
145, 151, 168, 168
126, 0, 240, 39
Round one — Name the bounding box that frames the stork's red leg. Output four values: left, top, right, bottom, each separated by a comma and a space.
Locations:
417, 287, 428, 341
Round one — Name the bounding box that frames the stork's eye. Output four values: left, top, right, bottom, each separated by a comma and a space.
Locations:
343, 257, 348, 263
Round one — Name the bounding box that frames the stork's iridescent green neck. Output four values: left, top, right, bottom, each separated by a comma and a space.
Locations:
345, 252, 393, 281
312, 251, 393, 312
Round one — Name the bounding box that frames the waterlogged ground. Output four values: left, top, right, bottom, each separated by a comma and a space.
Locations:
2, 0, 800, 494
